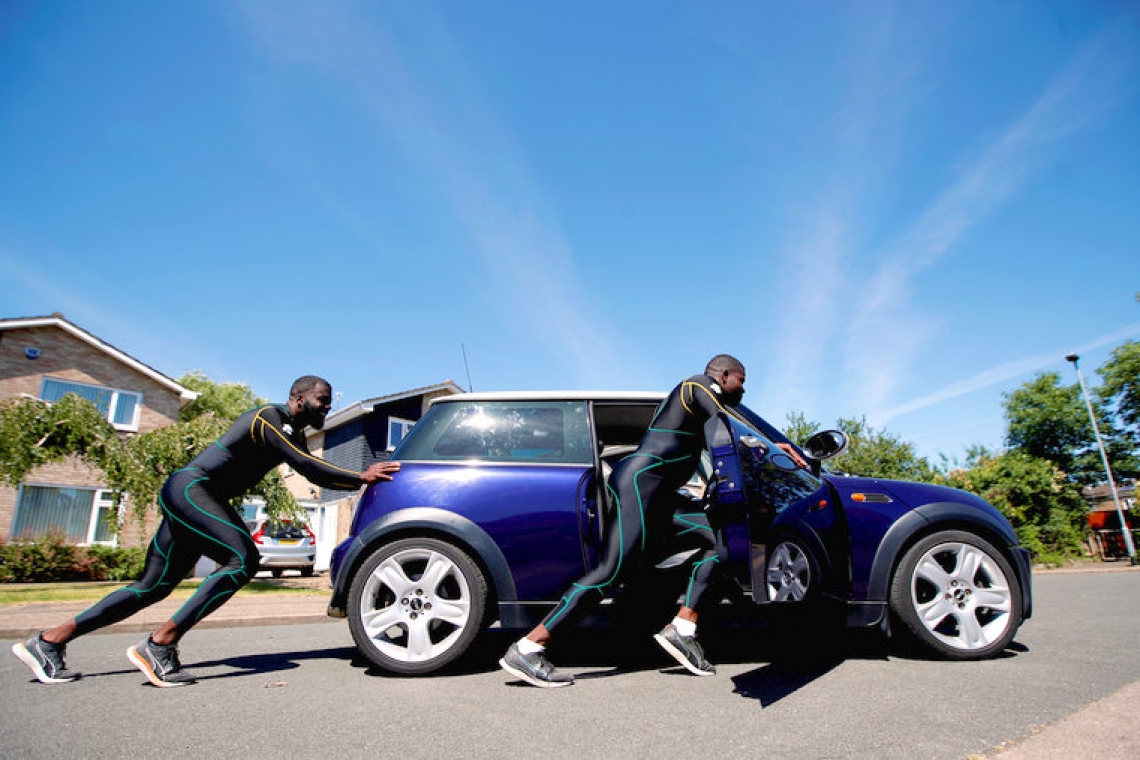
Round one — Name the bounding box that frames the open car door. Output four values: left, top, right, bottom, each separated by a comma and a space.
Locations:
706, 411, 836, 603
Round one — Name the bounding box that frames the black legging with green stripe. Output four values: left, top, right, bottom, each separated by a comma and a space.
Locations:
73, 468, 256, 636
71, 403, 366, 638
541, 374, 733, 633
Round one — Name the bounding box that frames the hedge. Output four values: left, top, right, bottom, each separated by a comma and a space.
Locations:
0, 533, 145, 583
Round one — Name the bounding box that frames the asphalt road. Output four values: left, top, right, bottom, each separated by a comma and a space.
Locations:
2, 571, 1138, 759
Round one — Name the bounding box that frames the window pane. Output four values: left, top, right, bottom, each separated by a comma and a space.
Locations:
112, 393, 139, 426
41, 379, 139, 429
387, 417, 416, 450
11, 486, 94, 543
92, 492, 117, 543
41, 379, 113, 417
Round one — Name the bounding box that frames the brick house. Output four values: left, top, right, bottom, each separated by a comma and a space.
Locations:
0, 314, 198, 547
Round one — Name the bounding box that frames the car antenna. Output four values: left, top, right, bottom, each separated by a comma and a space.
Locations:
461, 343, 474, 392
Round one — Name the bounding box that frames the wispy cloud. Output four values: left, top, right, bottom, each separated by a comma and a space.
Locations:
760, 10, 911, 416
874, 322, 1140, 425
237, 5, 628, 386
0, 234, 211, 379
0, 238, 89, 317
451, 186, 630, 386
844, 17, 1140, 415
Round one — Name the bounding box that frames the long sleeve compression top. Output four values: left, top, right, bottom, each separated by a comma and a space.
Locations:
186, 404, 364, 499
630, 374, 737, 490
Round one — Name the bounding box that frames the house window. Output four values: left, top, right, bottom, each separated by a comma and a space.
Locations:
41, 377, 141, 431
11, 485, 118, 545
388, 416, 417, 451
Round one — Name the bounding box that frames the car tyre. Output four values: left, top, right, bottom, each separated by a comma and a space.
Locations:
889, 530, 1023, 660
766, 538, 818, 603
764, 538, 842, 656
348, 537, 488, 675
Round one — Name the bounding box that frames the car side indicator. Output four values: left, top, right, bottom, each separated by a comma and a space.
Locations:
851, 493, 893, 503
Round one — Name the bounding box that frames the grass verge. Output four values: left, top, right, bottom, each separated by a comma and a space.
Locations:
0, 580, 328, 605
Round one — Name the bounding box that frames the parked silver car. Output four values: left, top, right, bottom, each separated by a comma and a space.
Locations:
248, 519, 316, 577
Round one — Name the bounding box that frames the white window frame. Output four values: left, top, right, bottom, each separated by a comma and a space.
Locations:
11, 484, 119, 546
388, 416, 417, 451
40, 377, 142, 431
88, 490, 118, 545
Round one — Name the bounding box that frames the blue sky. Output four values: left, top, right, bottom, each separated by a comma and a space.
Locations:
2, 1, 1138, 464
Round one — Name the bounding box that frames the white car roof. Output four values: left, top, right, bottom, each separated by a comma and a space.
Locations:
429, 390, 666, 406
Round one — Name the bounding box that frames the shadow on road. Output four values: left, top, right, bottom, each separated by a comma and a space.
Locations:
393, 612, 900, 691
177, 612, 1027, 695
192, 646, 358, 681
730, 660, 842, 706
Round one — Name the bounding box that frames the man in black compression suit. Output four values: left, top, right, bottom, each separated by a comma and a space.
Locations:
500, 355, 804, 688
12, 376, 400, 688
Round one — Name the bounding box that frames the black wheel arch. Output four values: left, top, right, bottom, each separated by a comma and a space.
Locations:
330, 507, 516, 617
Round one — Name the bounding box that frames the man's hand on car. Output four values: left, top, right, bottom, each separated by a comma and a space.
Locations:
362, 461, 402, 483
777, 442, 808, 469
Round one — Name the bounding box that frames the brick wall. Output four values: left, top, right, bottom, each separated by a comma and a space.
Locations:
0, 325, 181, 429
0, 324, 178, 546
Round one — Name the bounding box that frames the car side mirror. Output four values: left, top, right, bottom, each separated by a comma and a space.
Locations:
802, 430, 848, 461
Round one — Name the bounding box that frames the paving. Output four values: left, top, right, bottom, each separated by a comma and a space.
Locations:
0, 572, 336, 640
984, 679, 1140, 759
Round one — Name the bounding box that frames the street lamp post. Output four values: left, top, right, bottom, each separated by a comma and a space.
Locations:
1065, 353, 1137, 564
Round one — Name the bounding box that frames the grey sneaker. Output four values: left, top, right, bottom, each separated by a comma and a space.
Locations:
127, 637, 197, 688
11, 633, 82, 684
654, 623, 716, 676
498, 642, 575, 688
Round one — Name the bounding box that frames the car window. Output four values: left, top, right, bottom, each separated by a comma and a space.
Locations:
394, 401, 593, 464
730, 403, 804, 455
728, 416, 821, 511
592, 402, 659, 447
267, 522, 307, 539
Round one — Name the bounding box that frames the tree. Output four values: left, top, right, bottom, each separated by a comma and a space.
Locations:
781, 412, 936, 481
1004, 356, 1140, 485
1003, 372, 1089, 476
831, 416, 937, 481
1099, 340, 1140, 431
782, 411, 821, 449
99, 411, 232, 526
0, 373, 302, 537
936, 449, 1087, 564
0, 395, 117, 486
177, 370, 265, 422
1097, 340, 1140, 439
1094, 341, 1140, 482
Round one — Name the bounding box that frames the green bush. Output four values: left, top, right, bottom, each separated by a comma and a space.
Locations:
0, 534, 144, 583
0, 532, 86, 582
84, 544, 146, 581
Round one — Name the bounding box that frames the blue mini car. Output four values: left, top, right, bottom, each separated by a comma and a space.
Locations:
329, 391, 1032, 674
